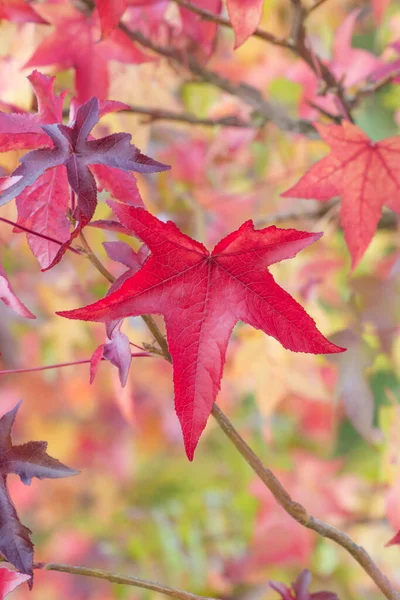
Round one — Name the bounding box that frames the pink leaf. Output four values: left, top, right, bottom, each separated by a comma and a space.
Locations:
0, 567, 30, 598
227, 0, 264, 49
15, 166, 70, 269
328, 329, 378, 442
282, 121, 400, 267
25, 2, 152, 103
0, 263, 35, 319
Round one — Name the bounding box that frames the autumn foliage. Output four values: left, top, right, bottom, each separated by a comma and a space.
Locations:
0, 1, 400, 600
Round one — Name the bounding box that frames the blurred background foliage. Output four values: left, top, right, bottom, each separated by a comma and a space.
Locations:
1, 0, 400, 598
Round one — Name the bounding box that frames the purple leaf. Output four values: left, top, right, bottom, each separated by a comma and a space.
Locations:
0, 402, 79, 579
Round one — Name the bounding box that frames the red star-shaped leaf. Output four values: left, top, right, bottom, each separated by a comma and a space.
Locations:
57, 205, 344, 460
24, 1, 151, 103
282, 121, 400, 268
0, 401, 78, 581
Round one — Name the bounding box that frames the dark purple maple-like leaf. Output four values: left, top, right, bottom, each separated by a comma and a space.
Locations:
270, 570, 339, 600
0, 94, 169, 269
58, 205, 345, 460
0, 401, 78, 581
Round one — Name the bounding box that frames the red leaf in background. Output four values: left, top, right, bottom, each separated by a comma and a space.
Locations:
227, 0, 264, 49
24, 0, 152, 103
0, 71, 70, 269
58, 205, 344, 459
0, 262, 35, 319
0, 402, 78, 580
385, 530, 400, 547
0, 70, 66, 152
0, 567, 30, 598
0, 0, 46, 23
282, 121, 400, 267
327, 329, 380, 443
270, 570, 339, 600
0, 94, 169, 268
373, 0, 391, 22
248, 453, 354, 569
331, 10, 382, 87
288, 11, 381, 120
179, 0, 222, 56
95, 0, 127, 36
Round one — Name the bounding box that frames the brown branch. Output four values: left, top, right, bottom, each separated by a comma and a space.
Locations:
256, 201, 398, 230
0, 217, 82, 255
121, 105, 255, 128
78, 230, 171, 360
36, 563, 219, 600
119, 24, 317, 138
171, 0, 353, 123
211, 404, 400, 600
306, 0, 331, 15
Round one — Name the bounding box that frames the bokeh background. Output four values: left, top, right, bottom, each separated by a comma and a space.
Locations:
1, 0, 400, 598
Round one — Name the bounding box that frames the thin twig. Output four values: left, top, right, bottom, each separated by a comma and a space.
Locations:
211, 404, 400, 600
119, 24, 317, 138
79, 230, 171, 360
0, 217, 81, 255
36, 562, 219, 600
306, 0, 331, 15
79, 230, 115, 284
256, 201, 398, 230
0, 354, 150, 376
122, 105, 254, 128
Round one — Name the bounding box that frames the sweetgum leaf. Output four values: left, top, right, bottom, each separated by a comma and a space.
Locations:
58, 205, 344, 460
0, 402, 79, 579
282, 121, 400, 267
